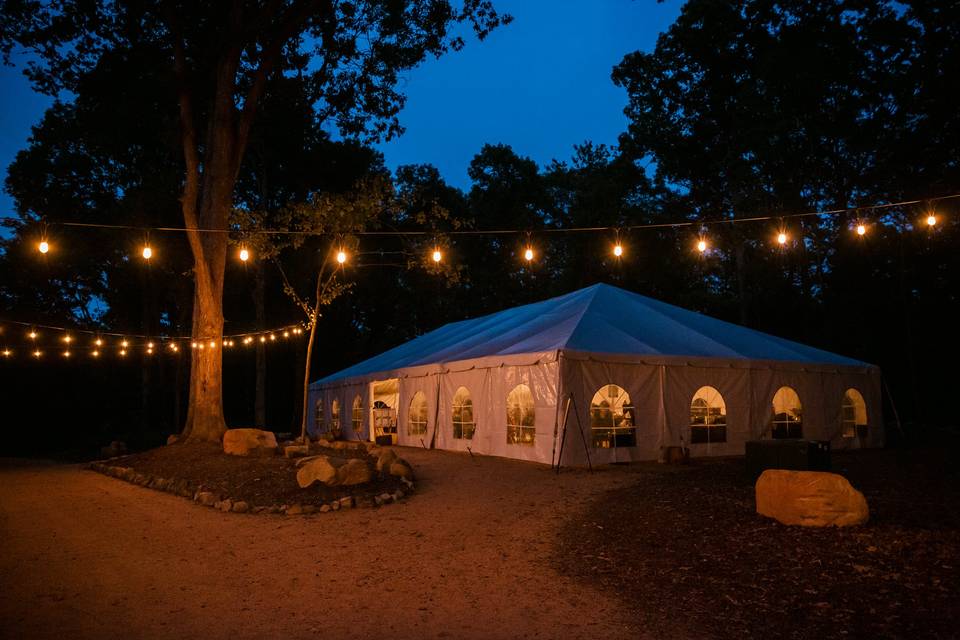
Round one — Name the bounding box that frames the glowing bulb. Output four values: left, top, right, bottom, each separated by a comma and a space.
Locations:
121, 340, 129, 348
283, 331, 290, 338
92, 350, 100, 358
613, 244, 623, 257
336, 250, 347, 264
260, 336, 266, 343
777, 232, 788, 245
63, 350, 70, 358
147, 341, 154, 349
197, 343, 204, 350
147, 348, 154, 355
926, 214, 937, 227
38, 241, 49, 254
95, 338, 103, 347
170, 343, 179, 352
524, 247, 534, 262
432, 249, 442, 263
28, 331, 37, 340
63, 335, 72, 344
239, 247, 250, 262
191, 341, 198, 349
119, 349, 127, 357
142, 245, 153, 260
697, 240, 708, 253
269, 334, 276, 341
208, 340, 215, 348
856, 224, 866, 236
3, 349, 11, 357
33, 350, 42, 358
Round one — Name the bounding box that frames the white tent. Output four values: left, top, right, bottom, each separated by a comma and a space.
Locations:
308, 283, 882, 465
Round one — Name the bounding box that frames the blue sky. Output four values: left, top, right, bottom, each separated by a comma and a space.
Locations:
0, 0, 682, 219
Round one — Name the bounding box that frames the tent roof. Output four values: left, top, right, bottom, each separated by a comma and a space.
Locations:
315, 283, 868, 384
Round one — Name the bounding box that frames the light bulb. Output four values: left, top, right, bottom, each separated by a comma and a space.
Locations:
147, 348, 154, 355
239, 247, 250, 262
336, 250, 347, 264
121, 340, 129, 348
191, 341, 198, 349
697, 240, 708, 253
63, 350, 70, 358
147, 341, 154, 349
92, 350, 100, 357
856, 224, 866, 236
432, 249, 442, 263
926, 214, 937, 227
28, 331, 37, 340
777, 232, 788, 245
95, 338, 103, 347
38, 241, 49, 254
119, 349, 127, 357
208, 340, 215, 348
2, 349, 11, 357
260, 336, 266, 343
142, 246, 153, 260
283, 331, 290, 338
613, 244, 623, 257
269, 334, 276, 341
63, 335, 72, 344
33, 350, 42, 358
524, 247, 534, 262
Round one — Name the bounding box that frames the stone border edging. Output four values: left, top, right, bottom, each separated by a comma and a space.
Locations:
86, 460, 414, 515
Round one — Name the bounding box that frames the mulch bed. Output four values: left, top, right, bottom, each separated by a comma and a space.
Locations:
103, 441, 403, 509
554, 447, 960, 639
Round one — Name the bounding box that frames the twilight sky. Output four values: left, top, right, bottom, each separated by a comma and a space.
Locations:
0, 0, 682, 219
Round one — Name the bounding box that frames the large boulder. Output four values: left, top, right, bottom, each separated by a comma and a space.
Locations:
336, 458, 373, 486
222, 428, 278, 456
375, 448, 398, 472
756, 469, 869, 527
388, 458, 415, 481
297, 456, 342, 488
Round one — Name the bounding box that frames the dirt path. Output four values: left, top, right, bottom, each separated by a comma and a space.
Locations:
0, 450, 639, 640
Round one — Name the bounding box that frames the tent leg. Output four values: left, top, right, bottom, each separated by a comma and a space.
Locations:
882, 376, 906, 440
570, 394, 592, 473
554, 395, 573, 473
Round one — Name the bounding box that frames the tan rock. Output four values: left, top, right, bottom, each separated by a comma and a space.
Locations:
166, 434, 179, 446
336, 458, 373, 486
232, 501, 249, 513
284, 445, 310, 458
296, 456, 341, 488
376, 448, 398, 472
222, 428, 279, 456
196, 491, 218, 507
388, 458, 415, 481
756, 470, 869, 527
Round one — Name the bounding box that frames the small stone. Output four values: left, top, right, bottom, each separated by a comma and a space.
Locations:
375, 448, 398, 472
219, 499, 233, 512
338, 496, 354, 509
251, 506, 267, 514
401, 477, 414, 490
336, 458, 373, 486
286, 504, 304, 516
378, 492, 393, 504
284, 444, 311, 459
166, 434, 179, 446
388, 459, 415, 481
297, 456, 341, 488
222, 428, 279, 457
320, 504, 332, 513
196, 492, 218, 507
331, 500, 340, 511
374, 495, 383, 506
393, 490, 404, 501
232, 501, 249, 513
269, 506, 283, 514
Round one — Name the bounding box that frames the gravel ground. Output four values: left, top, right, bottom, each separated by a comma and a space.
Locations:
0, 448, 640, 640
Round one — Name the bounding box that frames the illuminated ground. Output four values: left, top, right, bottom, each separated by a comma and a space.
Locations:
0, 449, 638, 640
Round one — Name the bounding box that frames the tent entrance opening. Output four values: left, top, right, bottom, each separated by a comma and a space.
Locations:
371, 379, 399, 445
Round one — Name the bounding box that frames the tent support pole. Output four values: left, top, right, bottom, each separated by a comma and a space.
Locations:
882, 376, 905, 440
570, 393, 593, 473
554, 394, 573, 473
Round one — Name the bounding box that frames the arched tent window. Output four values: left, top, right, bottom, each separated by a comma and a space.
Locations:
506, 384, 535, 445
452, 387, 475, 440
352, 395, 364, 434
590, 384, 636, 448
771, 386, 802, 439
330, 399, 341, 435
841, 388, 868, 439
690, 386, 727, 444
314, 398, 325, 433
408, 391, 428, 436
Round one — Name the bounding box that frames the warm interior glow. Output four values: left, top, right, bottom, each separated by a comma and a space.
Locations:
336, 249, 347, 264
524, 247, 534, 261
613, 244, 623, 257
777, 232, 788, 245
142, 245, 153, 260
38, 240, 49, 254
239, 247, 250, 262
